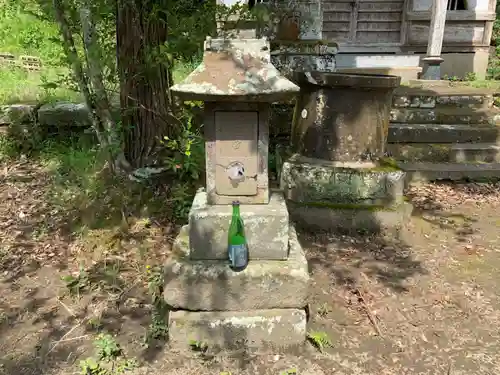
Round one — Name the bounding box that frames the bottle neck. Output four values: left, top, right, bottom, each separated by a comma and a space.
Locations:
232, 204, 240, 217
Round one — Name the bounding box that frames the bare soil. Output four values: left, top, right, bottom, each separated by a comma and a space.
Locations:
2, 160, 500, 375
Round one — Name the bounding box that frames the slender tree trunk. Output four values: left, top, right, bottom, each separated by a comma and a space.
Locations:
116, 0, 176, 169
53, 0, 129, 173
79, 4, 130, 172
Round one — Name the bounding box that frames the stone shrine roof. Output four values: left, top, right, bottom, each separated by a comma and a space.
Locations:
171, 37, 299, 102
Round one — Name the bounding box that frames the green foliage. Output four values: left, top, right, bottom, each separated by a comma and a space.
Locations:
95, 333, 122, 361
79, 334, 137, 375
61, 266, 91, 297
307, 330, 332, 353
189, 339, 208, 353
0, 0, 64, 65
145, 265, 168, 344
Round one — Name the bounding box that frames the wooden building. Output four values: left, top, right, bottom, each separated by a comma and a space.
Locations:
298, 0, 497, 79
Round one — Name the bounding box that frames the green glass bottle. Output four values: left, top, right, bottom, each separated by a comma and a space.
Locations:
227, 201, 249, 272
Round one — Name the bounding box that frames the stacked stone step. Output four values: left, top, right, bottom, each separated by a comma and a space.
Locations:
163, 190, 310, 350
388, 84, 500, 182
388, 85, 500, 160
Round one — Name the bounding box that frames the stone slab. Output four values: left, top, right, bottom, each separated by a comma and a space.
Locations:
390, 107, 500, 125
280, 155, 405, 207
386, 143, 451, 163
168, 308, 306, 350
38, 102, 92, 128
0, 104, 36, 125
287, 201, 413, 235
163, 225, 309, 311
188, 190, 289, 260
398, 162, 500, 183
388, 123, 498, 144
450, 143, 500, 163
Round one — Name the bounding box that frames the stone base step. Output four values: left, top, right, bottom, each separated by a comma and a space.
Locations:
386, 143, 452, 162
168, 308, 307, 351
450, 143, 500, 163
163, 225, 309, 311
393, 86, 495, 110
388, 123, 499, 143
390, 107, 500, 125
398, 162, 500, 182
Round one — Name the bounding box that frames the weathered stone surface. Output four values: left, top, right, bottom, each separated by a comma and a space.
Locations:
38, 102, 91, 127
436, 95, 493, 109
271, 42, 337, 77
450, 143, 500, 163
385, 143, 451, 163
280, 154, 405, 207
388, 123, 498, 144
189, 190, 289, 260
400, 162, 500, 182
390, 108, 499, 125
292, 72, 399, 162
170, 38, 299, 102
287, 201, 413, 234
0, 104, 35, 125
392, 94, 493, 110
163, 225, 309, 311
168, 308, 306, 350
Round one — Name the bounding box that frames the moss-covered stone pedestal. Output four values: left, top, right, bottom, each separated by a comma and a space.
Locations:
163, 190, 309, 350
281, 155, 412, 234
282, 72, 410, 234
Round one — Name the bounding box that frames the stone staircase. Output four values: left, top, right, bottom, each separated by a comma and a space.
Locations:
386, 83, 500, 183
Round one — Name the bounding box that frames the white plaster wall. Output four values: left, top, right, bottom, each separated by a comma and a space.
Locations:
412, 0, 489, 10
466, 0, 490, 10
335, 54, 421, 68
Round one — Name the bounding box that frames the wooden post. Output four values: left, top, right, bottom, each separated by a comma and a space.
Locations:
421, 0, 448, 80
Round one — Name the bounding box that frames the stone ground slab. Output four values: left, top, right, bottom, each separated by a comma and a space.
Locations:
163, 225, 309, 311
168, 308, 306, 351
287, 201, 413, 235
188, 191, 289, 260
280, 154, 405, 207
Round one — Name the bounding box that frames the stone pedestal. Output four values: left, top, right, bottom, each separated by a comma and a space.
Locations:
282, 71, 411, 234
168, 0, 304, 351
281, 155, 411, 233
164, 191, 310, 350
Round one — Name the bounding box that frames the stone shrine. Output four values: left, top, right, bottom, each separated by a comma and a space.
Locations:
164, 0, 309, 350
281, 72, 413, 234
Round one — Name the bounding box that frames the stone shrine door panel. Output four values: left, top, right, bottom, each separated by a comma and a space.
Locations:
323, 0, 405, 45
214, 111, 259, 196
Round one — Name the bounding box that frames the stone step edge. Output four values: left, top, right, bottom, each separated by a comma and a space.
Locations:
389, 123, 497, 130
163, 223, 309, 311
449, 143, 500, 150
168, 308, 307, 350
398, 162, 500, 182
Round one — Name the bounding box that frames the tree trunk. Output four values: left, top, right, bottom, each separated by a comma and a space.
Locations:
116, 0, 176, 169
79, 4, 130, 172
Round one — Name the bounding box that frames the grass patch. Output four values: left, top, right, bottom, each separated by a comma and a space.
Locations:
0, 66, 81, 105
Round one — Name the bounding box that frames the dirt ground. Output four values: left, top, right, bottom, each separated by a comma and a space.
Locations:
2, 160, 500, 375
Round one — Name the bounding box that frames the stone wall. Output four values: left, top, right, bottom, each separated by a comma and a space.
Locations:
1, 81, 499, 165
